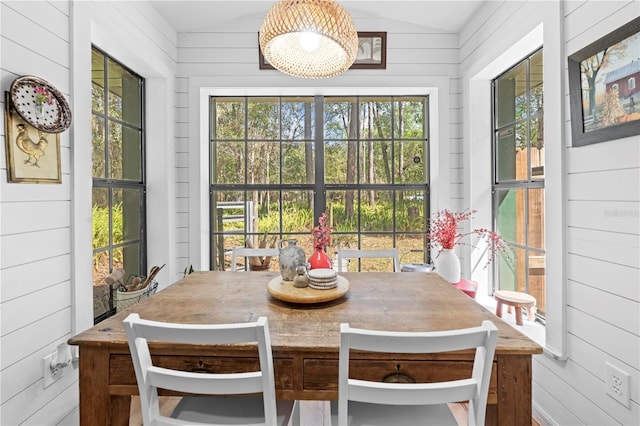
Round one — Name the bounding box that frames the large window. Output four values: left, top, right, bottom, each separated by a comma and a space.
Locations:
91, 47, 146, 322
210, 96, 429, 271
492, 49, 545, 319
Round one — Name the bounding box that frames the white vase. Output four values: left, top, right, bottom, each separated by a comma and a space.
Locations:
435, 248, 461, 283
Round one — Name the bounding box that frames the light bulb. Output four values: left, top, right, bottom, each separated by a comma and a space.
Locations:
299, 32, 320, 52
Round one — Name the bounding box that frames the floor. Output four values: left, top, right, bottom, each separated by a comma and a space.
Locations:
129, 397, 541, 425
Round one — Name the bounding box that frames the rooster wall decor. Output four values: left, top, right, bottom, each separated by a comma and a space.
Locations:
4, 92, 61, 183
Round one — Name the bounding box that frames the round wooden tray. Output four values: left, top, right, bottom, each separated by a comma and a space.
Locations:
267, 275, 349, 304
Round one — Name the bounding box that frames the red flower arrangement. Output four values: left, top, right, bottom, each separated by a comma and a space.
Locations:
428, 209, 511, 268
311, 212, 331, 250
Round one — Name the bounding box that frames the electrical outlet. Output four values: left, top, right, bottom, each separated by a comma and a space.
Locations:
606, 362, 630, 408
43, 351, 64, 388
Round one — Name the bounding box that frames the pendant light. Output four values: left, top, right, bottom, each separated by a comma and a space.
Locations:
259, 0, 358, 79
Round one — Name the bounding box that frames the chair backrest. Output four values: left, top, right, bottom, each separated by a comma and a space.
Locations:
338, 320, 498, 426
123, 314, 278, 426
336, 248, 400, 272
230, 247, 279, 271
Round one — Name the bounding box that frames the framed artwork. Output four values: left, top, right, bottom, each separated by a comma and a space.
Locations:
351, 32, 386, 69
568, 17, 640, 146
259, 31, 387, 70
4, 92, 61, 183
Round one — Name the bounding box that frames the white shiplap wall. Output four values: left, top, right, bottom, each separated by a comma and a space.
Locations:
461, 1, 640, 425
0, 1, 75, 424
1, 0, 177, 424
175, 16, 462, 275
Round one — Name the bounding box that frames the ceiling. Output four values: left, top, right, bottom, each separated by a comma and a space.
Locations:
149, 0, 486, 33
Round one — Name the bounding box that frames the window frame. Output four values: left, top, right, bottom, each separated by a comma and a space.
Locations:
91, 46, 147, 323
490, 48, 545, 321
208, 95, 431, 271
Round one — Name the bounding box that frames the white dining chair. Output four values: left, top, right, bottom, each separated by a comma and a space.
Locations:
230, 246, 279, 271
335, 248, 400, 272
123, 314, 298, 426
330, 320, 498, 426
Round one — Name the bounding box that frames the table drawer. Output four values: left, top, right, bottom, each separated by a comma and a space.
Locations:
303, 358, 497, 397
109, 354, 295, 390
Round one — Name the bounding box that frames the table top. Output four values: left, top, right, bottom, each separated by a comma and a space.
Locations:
70, 271, 542, 355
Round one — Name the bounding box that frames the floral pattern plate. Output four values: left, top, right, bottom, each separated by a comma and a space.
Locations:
9, 75, 72, 133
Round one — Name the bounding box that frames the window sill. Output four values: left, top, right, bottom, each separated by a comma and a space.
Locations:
475, 291, 546, 348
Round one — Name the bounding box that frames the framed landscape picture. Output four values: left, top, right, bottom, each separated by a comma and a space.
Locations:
4, 92, 61, 183
568, 17, 640, 146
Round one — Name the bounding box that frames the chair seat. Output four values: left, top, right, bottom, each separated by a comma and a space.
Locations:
329, 400, 457, 426
170, 396, 296, 426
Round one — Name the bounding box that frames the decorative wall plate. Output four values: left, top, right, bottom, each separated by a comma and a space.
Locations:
9, 75, 72, 133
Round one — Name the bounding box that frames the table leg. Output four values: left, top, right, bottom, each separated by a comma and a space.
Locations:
496, 354, 533, 426
78, 346, 111, 426
495, 300, 503, 318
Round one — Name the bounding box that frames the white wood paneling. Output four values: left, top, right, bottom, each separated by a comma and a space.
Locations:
567, 169, 640, 201
568, 253, 640, 301
1, 201, 70, 236
567, 200, 640, 234
568, 306, 639, 371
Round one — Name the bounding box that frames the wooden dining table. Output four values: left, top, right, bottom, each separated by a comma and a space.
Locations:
69, 271, 542, 426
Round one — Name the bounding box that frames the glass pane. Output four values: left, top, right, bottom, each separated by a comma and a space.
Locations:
360, 234, 396, 272
325, 140, 350, 184
359, 140, 392, 184
247, 98, 279, 139
282, 97, 314, 140
246, 190, 274, 237
396, 140, 426, 184
122, 126, 142, 181
395, 97, 425, 139
108, 122, 122, 179
281, 190, 314, 233
530, 50, 543, 116
530, 117, 544, 180
282, 141, 314, 184
496, 188, 526, 246
361, 190, 394, 232
92, 249, 110, 287
324, 98, 355, 139
496, 125, 528, 182
92, 115, 106, 178
108, 123, 141, 181
215, 98, 245, 140
122, 243, 141, 278
92, 187, 109, 250
112, 246, 124, 272
214, 141, 245, 184
529, 251, 546, 316
360, 98, 391, 140
396, 190, 426, 232
122, 188, 142, 243
528, 188, 545, 249
112, 189, 124, 245
327, 190, 357, 234
496, 61, 526, 127
248, 141, 279, 184
107, 58, 142, 127
497, 244, 521, 292
91, 49, 105, 113
396, 234, 427, 265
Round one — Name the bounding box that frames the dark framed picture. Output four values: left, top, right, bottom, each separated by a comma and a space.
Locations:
4, 92, 61, 183
568, 17, 640, 146
259, 31, 387, 70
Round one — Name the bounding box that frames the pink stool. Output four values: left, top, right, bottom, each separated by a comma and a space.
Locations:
494, 290, 536, 326
452, 279, 478, 298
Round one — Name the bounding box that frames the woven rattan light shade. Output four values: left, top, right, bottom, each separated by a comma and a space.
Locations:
259, 0, 358, 78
